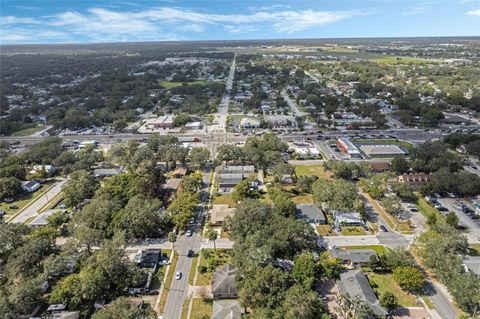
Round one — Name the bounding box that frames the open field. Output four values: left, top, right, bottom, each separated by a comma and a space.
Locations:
294, 164, 331, 179
368, 272, 418, 307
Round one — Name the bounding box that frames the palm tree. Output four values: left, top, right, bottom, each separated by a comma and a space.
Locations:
168, 231, 177, 250
206, 229, 218, 251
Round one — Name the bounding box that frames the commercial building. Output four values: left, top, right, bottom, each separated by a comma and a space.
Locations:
359, 144, 408, 158
149, 115, 174, 129
240, 116, 261, 129
336, 138, 362, 158
295, 147, 321, 159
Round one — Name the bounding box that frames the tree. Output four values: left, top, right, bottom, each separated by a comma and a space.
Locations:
282, 285, 323, 319
232, 176, 261, 202
168, 231, 177, 249
427, 213, 437, 226
380, 291, 398, 314
182, 172, 203, 192
312, 179, 359, 211
292, 252, 317, 289
166, 192, 198, 230
446, 212, 459, 228
92, 297, 156, 319
188, 147, 210, 170
206, 229, 218, 250
0, 176, 22, 198
393, 266, 425, 292
381, 195, 403, 217
63, 170, 99, 207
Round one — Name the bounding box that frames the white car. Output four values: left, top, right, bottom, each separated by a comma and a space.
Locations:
186, 230, 192, 237
175, 272, 182, 280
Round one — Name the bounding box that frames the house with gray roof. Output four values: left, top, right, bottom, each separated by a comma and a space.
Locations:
330, 247, 377, 267
337, 269, 388, 317
212, 300, 244, 319
296, 204, 326, 224
212, 264, 238, 299
93, 167, 123, 178
333, 211, 364, 229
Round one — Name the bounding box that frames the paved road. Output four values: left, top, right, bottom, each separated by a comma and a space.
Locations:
424, 280, 458, 319
9, 179, 65, 224
163, 168, 212, 319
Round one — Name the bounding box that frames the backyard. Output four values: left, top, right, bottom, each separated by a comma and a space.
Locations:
367, 272, 418, 307
294, 164, 331, 179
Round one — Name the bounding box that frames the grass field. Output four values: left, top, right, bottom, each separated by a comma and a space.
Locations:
159, 80, 221, 88
294, 164, 331, 179
291, 193, 313, 204
317, 224, 335, 236
368, 272, 417, 307
190, 298, 213, 319
180, 298, 190, 319
158, 251, 179, 313
213, 194, 236, 207
343, 245, 389, 255
12, 124, 45, 136
188, 253, 200, 286
340, 226, 367, 236
468, 244, 480, 256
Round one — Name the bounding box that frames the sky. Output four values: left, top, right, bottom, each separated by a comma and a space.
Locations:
0, 0, 479, 44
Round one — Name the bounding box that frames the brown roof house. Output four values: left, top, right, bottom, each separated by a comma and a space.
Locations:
369, 161, 391, 173
212, 264, 238, 299
210, 204, 235, 226
398, 172, 431, 190
171, 166, 188, 178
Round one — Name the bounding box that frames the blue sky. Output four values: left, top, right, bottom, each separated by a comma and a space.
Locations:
1, 0, 479, 44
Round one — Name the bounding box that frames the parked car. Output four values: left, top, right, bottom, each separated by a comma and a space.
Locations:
9, 205, 18, 209
186, 230, 192, 237
380, 225, 388, 232
175, 272, 182, 280
187, 250, 194, 258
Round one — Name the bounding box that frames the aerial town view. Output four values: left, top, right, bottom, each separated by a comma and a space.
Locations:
0, 1, 479, 319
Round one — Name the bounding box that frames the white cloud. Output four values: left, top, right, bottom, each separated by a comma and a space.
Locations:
466, 9, 480, 16
0, 6, 363, 43
402, 6, 427, 16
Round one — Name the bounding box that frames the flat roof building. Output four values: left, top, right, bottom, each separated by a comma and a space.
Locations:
336, 138, 362, 158
149, 115, 174, 129
359, 144, 408, 158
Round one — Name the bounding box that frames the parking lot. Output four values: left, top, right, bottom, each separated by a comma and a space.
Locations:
437, 197, 480, 242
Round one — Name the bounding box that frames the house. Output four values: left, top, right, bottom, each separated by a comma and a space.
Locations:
462, 256, 480, 276
212, 264, 238, 299
398, 172, 432, 190
296, 204, 327, 224
337, 269, 388, 317
22, 180, 41, 193
333, 211, 364, 229
165, 178, 183, 194
218, 166, 255, 193
172, 166, 188, 178
212, 300, 245, 319
30, 164, 56, 175
222, 165, 255, 174
210, 204, 235, 226
330, 247, 377, 267
133, 249, 161, 267
369, 162, 391, 173
93, 167, 123, 178
48, 311, 80, 319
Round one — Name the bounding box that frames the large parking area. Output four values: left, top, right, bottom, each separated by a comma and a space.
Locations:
437, 197, 480, 242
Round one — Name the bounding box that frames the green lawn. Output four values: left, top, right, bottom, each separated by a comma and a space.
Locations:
195, 249, 231, 286
188, 253, 200, 286
416, 197, 445, 222
468, 244, 480, 256
291, 193, 313, 204
159, 80, 222, 88
294, 164, 331, 179
0, 183, 53, 216
342, 245, 389, 255
368, 272, 418, 307
213, 194, 236, 207
340, 226, 367, 236
180, 298, 190, 319
12, 124, 45, 136
190, 298, 213, 319
150, 250, 172, 290
317, 224, 335, 236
